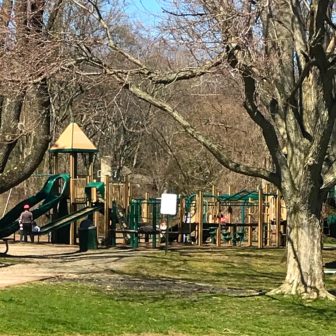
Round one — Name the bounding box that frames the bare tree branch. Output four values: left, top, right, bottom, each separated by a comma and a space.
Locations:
125, 80, 279, 185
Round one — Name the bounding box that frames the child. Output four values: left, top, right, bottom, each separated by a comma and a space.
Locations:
19, 223, 24, 242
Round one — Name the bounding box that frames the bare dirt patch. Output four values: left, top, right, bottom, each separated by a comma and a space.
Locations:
0, 242, 263, 297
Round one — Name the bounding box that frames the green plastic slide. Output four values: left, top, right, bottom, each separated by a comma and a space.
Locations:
0, 174, 70, 238
36, 204, 103, 235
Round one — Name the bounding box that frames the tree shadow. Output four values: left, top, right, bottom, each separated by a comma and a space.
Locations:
267, 294, 336, 319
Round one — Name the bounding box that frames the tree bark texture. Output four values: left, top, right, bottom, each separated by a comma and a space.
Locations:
271, 198, 333, 299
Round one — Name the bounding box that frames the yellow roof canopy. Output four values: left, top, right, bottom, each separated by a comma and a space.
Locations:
49, 122, 98, 153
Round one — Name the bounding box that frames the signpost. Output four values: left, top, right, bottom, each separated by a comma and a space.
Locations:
160, 193, 177, 254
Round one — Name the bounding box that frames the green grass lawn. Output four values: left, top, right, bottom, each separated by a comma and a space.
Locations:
0, 247, 336, 336
122, 248, 287, 291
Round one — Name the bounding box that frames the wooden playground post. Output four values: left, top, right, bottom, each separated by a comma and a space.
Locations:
104, 175, 110, 244
88, 153, 94, 181
210, 185, 219, 247
228, 185, 233, 246
91, 184, 98, 203
152, 200, 158, 248
216, 226, 221, 247
197, 191, 203, 246
124, 178, 132, 212
264, 183, 271, 246
247, 197, 253, 246
258, 187, 264, 249
144, 192, 149, 223
210, 185, 216, 223
228, 186, 232, 225
117, 183, 121, 204
92, 182, 100, 243
52, 153, 58, 174
216, 191, 221, 247
69, 153, 76, 181
69, 152, 77, 245
178, 197, 184, 243
275, 190, 281, 247
215, 191, 220, 216
49, 153, 59, 232
110, 184, 115, 204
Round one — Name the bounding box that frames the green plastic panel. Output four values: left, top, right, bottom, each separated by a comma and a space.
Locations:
37, 204, 102, 235
0, 174, 70, 238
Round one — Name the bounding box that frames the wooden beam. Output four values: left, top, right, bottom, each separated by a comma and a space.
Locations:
197, 191, 203, 246
275, 190, 281, 247
69, 153, 77, 245
247, 197, 253, 246
258, 187, 264, 249
264, 183, 270, 246
104, 175, 110, 244
88, 153, 94, 181
144, 192, 149, 223
178, 197, 184, 243
52, 153, 58, 174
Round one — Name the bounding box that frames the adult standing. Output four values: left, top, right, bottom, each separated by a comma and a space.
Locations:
19, 204, 34, 242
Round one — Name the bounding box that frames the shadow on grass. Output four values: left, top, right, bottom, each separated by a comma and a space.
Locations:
266, 294, 336, 321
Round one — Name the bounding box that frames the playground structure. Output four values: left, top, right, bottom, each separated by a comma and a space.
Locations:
0, 122, 288, 250
0, 123, 104, 245
108, 185, 287, 249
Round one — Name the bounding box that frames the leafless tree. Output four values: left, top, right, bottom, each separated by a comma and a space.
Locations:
68, 0, 336, 299
0, 0, 134, 194
0, 0, 66, 193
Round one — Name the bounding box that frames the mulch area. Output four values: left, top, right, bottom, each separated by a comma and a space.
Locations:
47, 271, 265, 297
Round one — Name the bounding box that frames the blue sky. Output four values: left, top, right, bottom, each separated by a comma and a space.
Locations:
126, 0, 165, 27
131, 0, 162, 13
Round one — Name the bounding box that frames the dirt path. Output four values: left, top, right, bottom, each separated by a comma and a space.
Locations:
0, 242, 140, 288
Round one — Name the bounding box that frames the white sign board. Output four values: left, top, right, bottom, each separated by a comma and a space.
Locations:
160, 193, 178, 215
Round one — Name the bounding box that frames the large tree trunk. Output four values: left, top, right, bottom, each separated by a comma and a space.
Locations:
270, 196, 334, 299
0, 81, 51, 193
